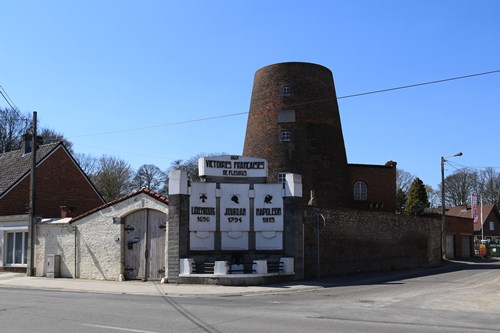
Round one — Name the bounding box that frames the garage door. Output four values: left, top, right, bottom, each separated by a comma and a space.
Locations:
461, 235, 471, 258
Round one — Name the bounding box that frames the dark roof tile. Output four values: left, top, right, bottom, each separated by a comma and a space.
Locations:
0, 142, 60, 196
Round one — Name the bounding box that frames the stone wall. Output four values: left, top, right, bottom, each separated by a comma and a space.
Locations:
303, 207, 441, 279
166, 194, 189, 283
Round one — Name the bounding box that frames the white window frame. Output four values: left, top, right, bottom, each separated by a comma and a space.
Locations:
280, 130, 291, 142
353, 181, 368, 201
281, 86, 291, 97
4, 231, 28, 266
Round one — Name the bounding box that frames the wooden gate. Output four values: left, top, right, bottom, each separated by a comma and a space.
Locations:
124, 209, 166, 281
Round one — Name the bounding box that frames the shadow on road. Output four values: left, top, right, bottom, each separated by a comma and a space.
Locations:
267, 257, 500, 290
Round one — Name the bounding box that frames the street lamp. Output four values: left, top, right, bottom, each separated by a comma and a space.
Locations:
441, 152, 463, 260
307, 190, 324, 279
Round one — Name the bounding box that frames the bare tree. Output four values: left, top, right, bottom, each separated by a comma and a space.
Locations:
92, 155, 133, 202
0, 107, 31, 153
425, 185, 440, 208
74, 153, 99, 177
443, 168, 478, 206
132, 164, 167, 194
0, 108, 75, 154
39, 127, 73, 152
165, 153, 226, 193
395, 169, 415, 213
478, 167, 500, 207
396, 169, 415, 194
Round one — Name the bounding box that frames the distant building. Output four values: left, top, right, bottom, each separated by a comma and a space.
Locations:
443, 204, 500, 258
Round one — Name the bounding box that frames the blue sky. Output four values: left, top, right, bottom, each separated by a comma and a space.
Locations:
1, 1, 499, 189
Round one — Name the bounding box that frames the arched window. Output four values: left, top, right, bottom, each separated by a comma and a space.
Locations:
353, 181, 367, 201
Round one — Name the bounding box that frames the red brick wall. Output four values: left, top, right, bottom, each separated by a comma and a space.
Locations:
349, 163, 397, 212
0, 147, 104, 217
243, 62, 353, 208
445, 215, 474, 258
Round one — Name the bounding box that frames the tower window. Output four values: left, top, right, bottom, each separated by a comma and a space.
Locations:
280, 130, 291, 142
281, 86, 291, 97
353, 181, 368, 201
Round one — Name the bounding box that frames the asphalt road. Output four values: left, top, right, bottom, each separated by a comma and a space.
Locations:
1, 259, 499, 333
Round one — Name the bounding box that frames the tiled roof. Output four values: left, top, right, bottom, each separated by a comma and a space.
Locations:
70, 188, 169, 223
0, 142, 60, 196
445, 205, 473, 219
446, 204, 495, 221
444, 204, 498, 232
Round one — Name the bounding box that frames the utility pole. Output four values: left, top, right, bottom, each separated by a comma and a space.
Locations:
440, 152, 462, 260
26, 111, 37, 276
441, 156, 446, 260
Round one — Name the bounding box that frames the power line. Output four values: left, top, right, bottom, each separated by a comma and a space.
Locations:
337, 69, 500, 100
0, 84, 32, 126
0, 84, 20, 112
0, 90, 17, 111
280, 69, 500, 108
70, 112, 248, 138
447, 160, 500, 171
69, 68, 500, 139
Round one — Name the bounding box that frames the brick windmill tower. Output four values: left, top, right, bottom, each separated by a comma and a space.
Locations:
243, 62, 353, 208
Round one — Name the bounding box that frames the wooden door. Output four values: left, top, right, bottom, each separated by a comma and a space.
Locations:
124, 210, 147, 280
124, 209, 167, 281
147, 209, 167, 280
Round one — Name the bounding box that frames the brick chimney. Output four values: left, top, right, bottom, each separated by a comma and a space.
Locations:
60, 206, 73, 218
21, 134, 43, 154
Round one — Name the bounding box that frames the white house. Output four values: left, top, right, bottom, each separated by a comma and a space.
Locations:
35, 189, 169, 281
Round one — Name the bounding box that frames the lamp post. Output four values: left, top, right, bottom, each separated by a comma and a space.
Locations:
307, 190, 325, 279
441, 152, 463, 260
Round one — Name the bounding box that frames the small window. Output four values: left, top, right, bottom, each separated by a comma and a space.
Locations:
280, 130, 291, 142
277, 172, 288, 183
281, 86, 291, 97
490, 221, 495, 231
353, 181, 367, 201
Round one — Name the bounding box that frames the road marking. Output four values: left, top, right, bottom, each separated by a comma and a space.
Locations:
81, 323, 160, 333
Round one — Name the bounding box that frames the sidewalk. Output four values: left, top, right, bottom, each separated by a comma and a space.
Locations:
0, 272, 318, 297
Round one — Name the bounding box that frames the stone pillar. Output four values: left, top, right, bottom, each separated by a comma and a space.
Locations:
166, 170, 189, 283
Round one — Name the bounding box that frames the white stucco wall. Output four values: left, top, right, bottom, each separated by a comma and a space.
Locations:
35, 223, 74, 277
35, 193, 168, 280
